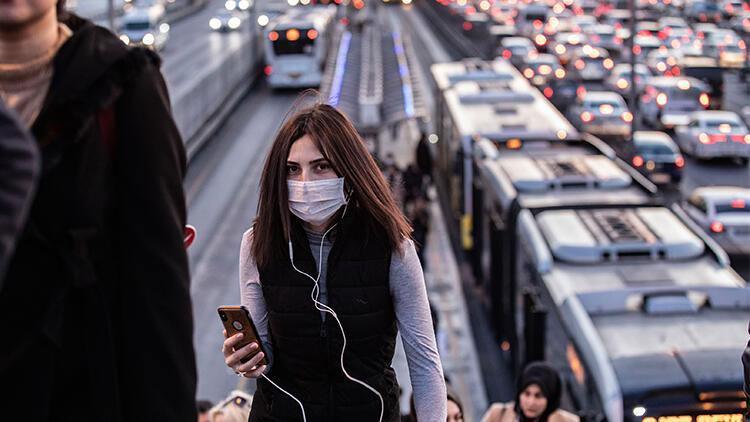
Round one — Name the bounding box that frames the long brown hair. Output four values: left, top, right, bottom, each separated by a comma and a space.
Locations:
251, 102, 412, 268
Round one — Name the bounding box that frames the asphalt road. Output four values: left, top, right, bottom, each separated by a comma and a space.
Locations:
184, 82, 298, 402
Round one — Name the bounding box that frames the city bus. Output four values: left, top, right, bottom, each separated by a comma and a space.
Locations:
263, 5, 336, 88
473, 136, 748, 422
430, 59, 579, 250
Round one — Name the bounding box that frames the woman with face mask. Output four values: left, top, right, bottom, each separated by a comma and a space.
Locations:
481, 362, 580, 422
221, 102, 446, 422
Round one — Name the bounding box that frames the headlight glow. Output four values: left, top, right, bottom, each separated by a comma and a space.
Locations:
210, 18, 222, 30
159, 23, 170, 33
228, 17, 241, 29
119, 34, 130, 45
142, 33, 155, 46
633, 407, 646, 417
238, 0, 251, 9
225, 0, 237, 9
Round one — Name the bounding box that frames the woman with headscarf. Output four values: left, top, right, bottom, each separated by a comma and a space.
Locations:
481, 362, 580, 422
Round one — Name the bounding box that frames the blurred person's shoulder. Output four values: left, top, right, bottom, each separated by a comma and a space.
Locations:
51, 13, 163, 102
550, 409, 581, 422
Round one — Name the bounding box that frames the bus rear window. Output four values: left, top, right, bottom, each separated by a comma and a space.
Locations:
272, 29, 316, 56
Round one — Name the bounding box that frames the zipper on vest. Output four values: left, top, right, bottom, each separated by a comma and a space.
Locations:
320, 321, 327, 337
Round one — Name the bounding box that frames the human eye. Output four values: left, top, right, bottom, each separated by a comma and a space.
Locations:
287, 164, 299, 175
316, 162, 331, 172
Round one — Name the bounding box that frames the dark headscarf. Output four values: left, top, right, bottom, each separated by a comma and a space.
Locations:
514, 362, 562, 422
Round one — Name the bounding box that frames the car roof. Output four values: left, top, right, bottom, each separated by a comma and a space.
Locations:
583, 91, 625, 102
526, 54, 558, 63
503, 37, 534, 46
633, 131, 676, 145
692, 186, 750, 202
690, 110, 742, 121
648, 76, 707, 88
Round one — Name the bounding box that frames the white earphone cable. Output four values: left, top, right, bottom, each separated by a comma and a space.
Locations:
260, 373, 307, 422
285, 201, 384, 422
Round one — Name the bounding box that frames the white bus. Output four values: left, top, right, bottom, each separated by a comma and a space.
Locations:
263, 6, 336, 88
430, 59, 579, 249
472, 136, 747, 422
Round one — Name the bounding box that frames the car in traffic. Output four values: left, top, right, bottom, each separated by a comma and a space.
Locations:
605, 63, 652, 98
674, 110, 750, 162
118, 6, 169, 51
544, 78, 586, 110
684, 186, 750, 256
584, 24, 622, 53
567, 91, 633, 138
625, 131, 685, 184
521, 54, 566, 86
568, 46, 614, 81
498, 37, 538, 68
209, 9, 246, 32
639, 76, 711, 129
685, 1, 722, 23
646, 48, 683, 76
549, 31, 587, 65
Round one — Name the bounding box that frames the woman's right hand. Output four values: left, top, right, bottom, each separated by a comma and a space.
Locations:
222, 329, 267, 378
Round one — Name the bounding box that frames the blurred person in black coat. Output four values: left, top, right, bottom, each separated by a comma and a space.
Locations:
0, 0, 196, 420
0, 101, 38, 286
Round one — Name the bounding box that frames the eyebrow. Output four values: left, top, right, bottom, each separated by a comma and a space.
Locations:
286, 158, 329, 165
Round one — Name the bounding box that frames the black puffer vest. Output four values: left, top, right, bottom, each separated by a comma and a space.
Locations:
251, 206, 400, 422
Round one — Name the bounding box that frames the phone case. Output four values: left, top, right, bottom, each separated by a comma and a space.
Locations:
218, 306, 268, 366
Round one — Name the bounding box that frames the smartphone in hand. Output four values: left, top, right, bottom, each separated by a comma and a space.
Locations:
218, 305, 268, 366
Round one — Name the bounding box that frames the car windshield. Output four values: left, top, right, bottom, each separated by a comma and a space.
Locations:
715, 199, 750, 213
509, 45, 531, 54
722, 45, 744, 53
667, 86, 703, 100
638, 143, 676, 155
704, 120, 744, 131
588, 100, 624, 110
123, 21, 151, 31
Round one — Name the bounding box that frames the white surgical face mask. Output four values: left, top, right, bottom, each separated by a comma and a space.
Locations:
287, 177, 347, 226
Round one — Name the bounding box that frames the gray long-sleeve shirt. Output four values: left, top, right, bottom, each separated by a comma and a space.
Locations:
0, 102, 38, 288
239, 228, 447, 421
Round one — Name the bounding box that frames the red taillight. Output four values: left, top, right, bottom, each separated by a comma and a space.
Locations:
581, 111, 594, 123
543, 87, 554, 98
710, 221, 724, 233
710, 134, 727, 142
732, 198, 746, 209
307, 29, 318, 40
268, 31, 279, 41
675, 155, 685, 168
574, 59, 585, 70
264, 65, 273, 76
576, 86, 587, 98
502, 49, 512, 59
698, 132, 711, 144
632, 155, 644, 167
462, 21, 473, 31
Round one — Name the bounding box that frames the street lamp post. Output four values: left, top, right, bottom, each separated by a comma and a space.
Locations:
628, 0, 638, 138
108, 0, 116, 32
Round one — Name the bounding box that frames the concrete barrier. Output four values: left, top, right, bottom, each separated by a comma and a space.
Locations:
169, 30, 263, 158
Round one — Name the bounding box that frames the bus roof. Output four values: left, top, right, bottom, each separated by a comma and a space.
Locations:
524, 205, 747, 402
431, 59, 518, 92
266, 5, 335, 32
475, 137, 655, 211
442, 79, 578, 142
